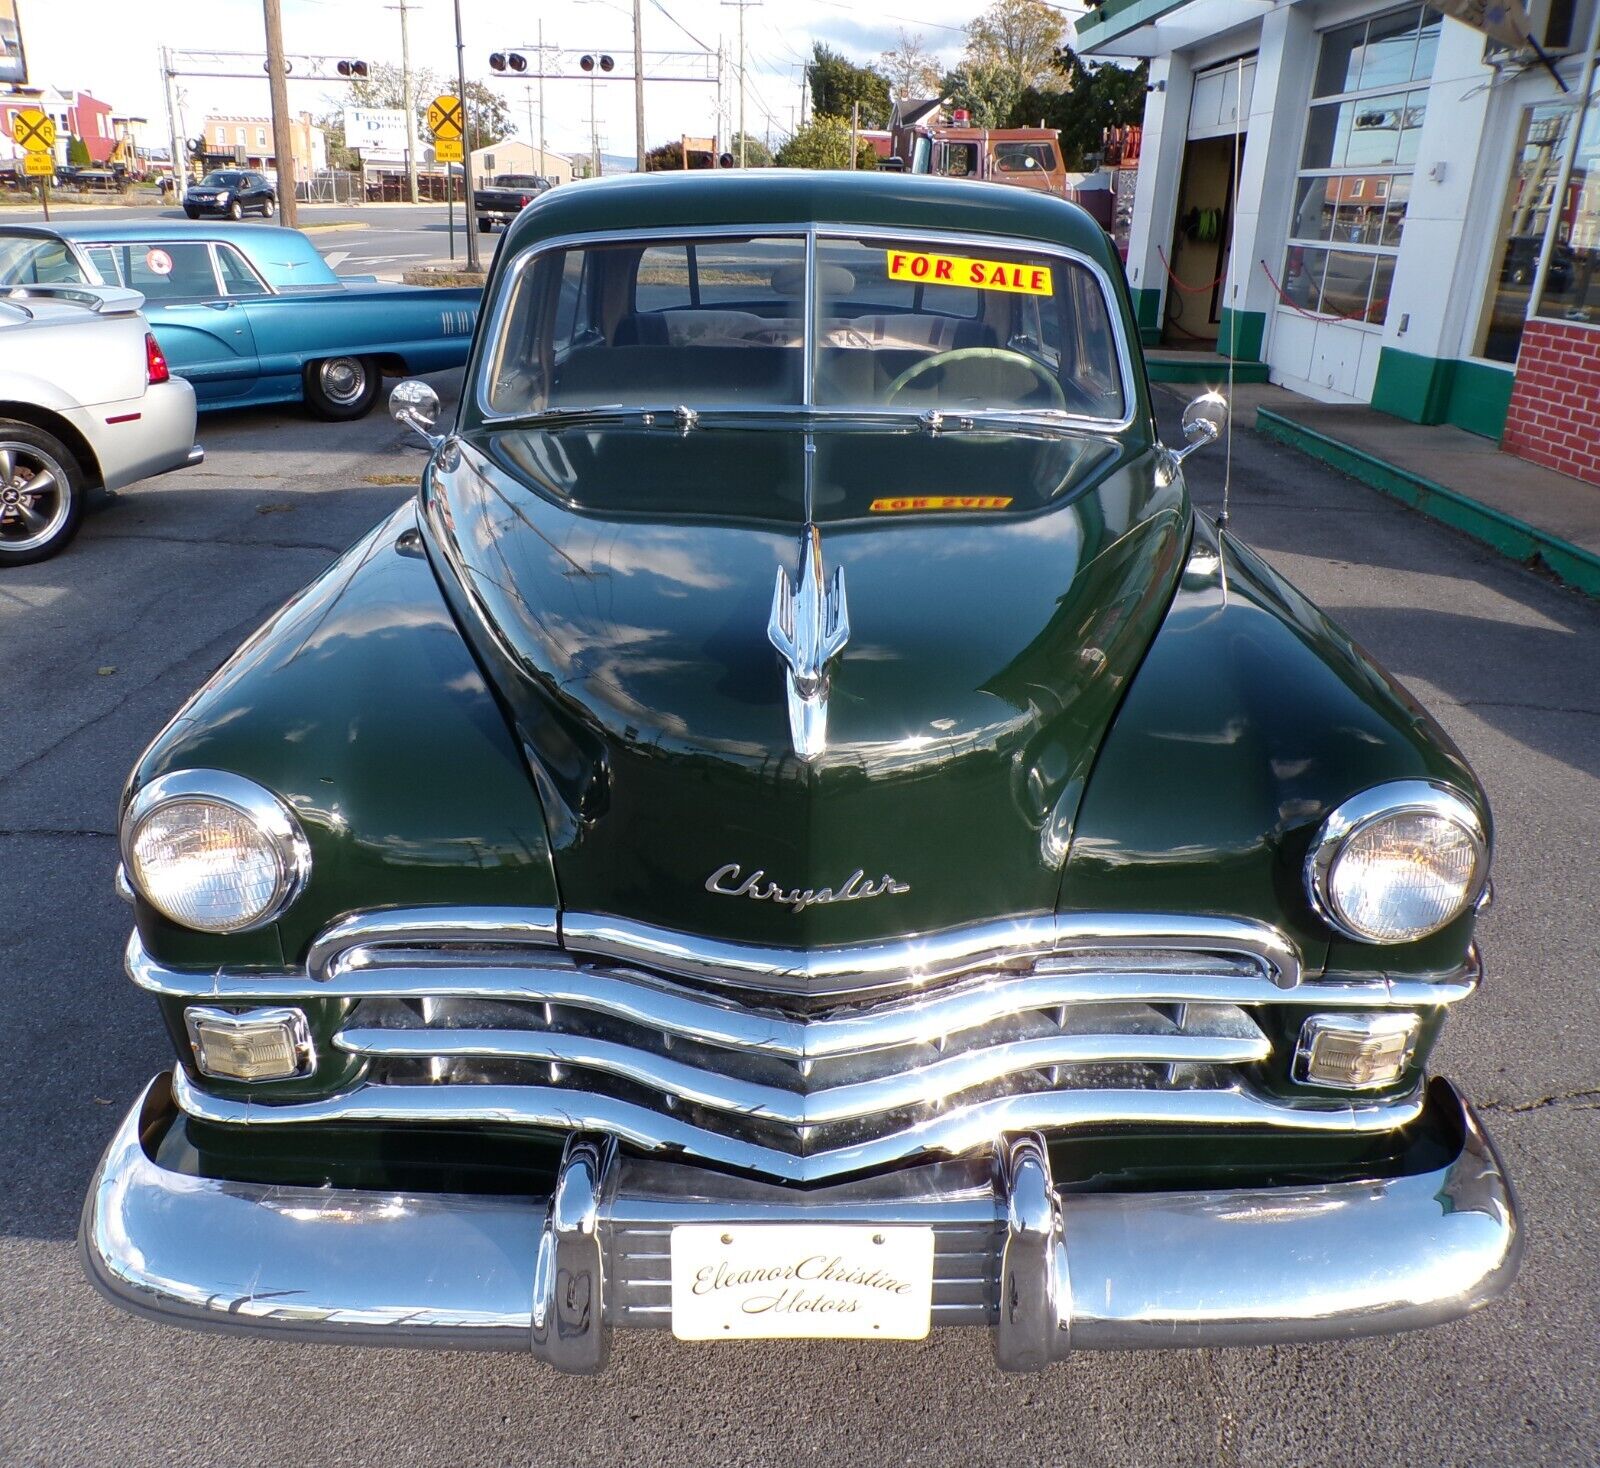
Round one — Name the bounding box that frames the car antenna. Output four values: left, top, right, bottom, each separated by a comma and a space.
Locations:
1218, 54, 1244, 533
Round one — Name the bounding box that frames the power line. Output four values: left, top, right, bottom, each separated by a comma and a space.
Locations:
647, 0, 714, 54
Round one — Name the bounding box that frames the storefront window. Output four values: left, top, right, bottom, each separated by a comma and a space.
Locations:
1477, 104, 1571, 363
1533, 101, 1600, 326
1281, 6, 1440, 324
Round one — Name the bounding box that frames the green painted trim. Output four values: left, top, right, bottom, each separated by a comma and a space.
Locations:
1370, 348, 1513, 440
1255, 408, 1600, 597
1130, 286, 1163, 347
1217, 308, 1265, 362
1147, 355, 1270, 383
1074, 0, 1187, 46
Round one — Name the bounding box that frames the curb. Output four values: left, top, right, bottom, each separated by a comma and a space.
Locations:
301, 221, 369, 233
1256, 407, 1600, 598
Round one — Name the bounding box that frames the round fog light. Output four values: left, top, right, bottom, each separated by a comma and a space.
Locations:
122, 770, 310, 933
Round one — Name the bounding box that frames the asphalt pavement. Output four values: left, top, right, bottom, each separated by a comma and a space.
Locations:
0, 378, 1595, 1466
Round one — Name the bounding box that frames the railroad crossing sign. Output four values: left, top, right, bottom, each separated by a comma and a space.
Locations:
13, 107, 55, 154
434, 138, 463, 162
426, 94, 463, 141
23, 151, 53, 177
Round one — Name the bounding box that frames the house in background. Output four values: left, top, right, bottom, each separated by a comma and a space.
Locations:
469, 139, 574, 185
1078, 0, 1600, 487
0, 84, 71, 164
199, 112, 326, 176
67, 89, 112, 162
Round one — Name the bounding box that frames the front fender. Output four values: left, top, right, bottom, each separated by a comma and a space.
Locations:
1060, 516, 1487, 980
127, 501, 558, 979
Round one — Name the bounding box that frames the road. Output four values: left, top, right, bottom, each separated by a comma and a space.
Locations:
0, 380, 1595, 1466
0, 199, 500, 277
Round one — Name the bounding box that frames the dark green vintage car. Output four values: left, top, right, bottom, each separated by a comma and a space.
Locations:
82, 173, 1519, 1369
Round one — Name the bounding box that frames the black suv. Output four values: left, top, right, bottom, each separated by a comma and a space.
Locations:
183, 170, 276, 221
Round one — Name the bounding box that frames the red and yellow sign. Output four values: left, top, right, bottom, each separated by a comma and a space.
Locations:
886, 250, 1052, 296
870, 495, 1013, 514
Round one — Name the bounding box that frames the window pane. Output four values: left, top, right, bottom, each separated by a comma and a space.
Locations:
1282, 245, 1330, 310
694, 241, 799, 308
1314, 17, 1368, 98
1395, 90, 1428, 166
1358, 9, 1420, 90
0, 237, 90, 286
1320, 251, 1378, 317
635, 245, 691, 310
1346, 93, 1405, 167
1533, 101, 1600, 325
1367, 255, 1396, 324
1411, 13, 1442, 81
1302, 101, 1345, 170
216, 245, 269, 297
1290, 175, 1338, 241
1380, 174, 1411, 245
121, 241, 217, 300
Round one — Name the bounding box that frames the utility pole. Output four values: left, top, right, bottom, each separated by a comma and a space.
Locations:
387, 0, 420, 204
721, 0, 759, 166
452, 0, 478, 269
161, 48, 185, 195
524, 84, 536, 172
589, 72, 600, 177
262, 0, 298, 225
633, 0, 646, 170
538, 21, 547, 175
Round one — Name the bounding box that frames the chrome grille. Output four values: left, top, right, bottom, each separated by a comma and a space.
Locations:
134, 907, 1476, 1184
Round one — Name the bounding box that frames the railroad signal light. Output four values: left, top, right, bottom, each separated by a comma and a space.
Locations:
580, 54, 615, 73
489, 52, 507, 71
509, 53, 528, 72
337, 59, 369, 78
580, 54, 595, 71
599, 54, 615, 72
719, 152, 735, 168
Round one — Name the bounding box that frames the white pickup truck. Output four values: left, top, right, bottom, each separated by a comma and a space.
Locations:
0, 283, 201, 565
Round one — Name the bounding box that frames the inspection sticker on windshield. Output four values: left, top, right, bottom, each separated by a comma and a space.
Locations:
886, 249, 1052, 295
870, 495, 1013, 513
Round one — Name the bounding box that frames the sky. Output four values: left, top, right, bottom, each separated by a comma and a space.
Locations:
15, 0, 1085, 162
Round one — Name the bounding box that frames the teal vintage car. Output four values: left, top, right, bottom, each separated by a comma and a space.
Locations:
82, 173, 1519, 1370
0, 222, 478, 420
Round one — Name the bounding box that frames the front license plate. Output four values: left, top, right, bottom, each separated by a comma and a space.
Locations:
669, 1225, 935, 1341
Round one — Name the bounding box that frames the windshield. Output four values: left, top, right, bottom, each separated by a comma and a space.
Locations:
0, 235, 92, 287
484, 231, 1126, 423
993, 142, 1058, 174
199, 172, 246, 187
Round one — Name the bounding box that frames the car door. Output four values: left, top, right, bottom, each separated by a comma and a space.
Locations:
106, 238, 259, 401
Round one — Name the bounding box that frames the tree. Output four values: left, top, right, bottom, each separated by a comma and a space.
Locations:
730, 131, 773, 167
316, 110, 358, 170
807, 43, 891, 129
966, 0, 1066, 92
937, 59, 1023, 129
1007, 49, 1149, 170
460, 78, 514, 153
879, 30, 943, 102
341, 63, 511, 152
68, 134, 91, 167
775, 115, 879, 170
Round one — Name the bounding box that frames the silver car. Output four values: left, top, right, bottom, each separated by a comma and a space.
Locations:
0, 275, 201, 564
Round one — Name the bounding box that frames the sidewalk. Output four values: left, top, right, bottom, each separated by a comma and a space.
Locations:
1162, 380, 1600, 597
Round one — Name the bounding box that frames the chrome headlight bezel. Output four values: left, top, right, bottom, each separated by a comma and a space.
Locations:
120, 769, 311, 934
1305, 780, 1488, 945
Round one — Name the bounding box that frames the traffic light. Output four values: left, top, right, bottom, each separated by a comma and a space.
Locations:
336, 60, 369, 77
579, 54, 615, 72
489, 52, 506, 70
490, 52, 530, 72
600, 54, 615, 72
509, 53, 527, 71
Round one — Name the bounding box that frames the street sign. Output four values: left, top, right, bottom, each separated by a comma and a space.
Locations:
23, 149, 52, 176
13, 105, 54, 153
343, 106, 409, 154
426, 94, 463, 141
433, 137, 462, 162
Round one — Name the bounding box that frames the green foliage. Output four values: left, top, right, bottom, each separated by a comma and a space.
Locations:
937, 60, 1023, 129
67, 134, 91, 167
879, 30, 942, 102
1007, 49, 1149, 170
807, 44, 891, 129
965, 0, 1066, 91
774, 115, 879, 171
644, 140, 695, 171
731, 132, 774, 167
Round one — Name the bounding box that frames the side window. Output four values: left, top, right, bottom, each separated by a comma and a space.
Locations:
121, 241, 219, 301
0, 239, 91, 285
634, 245, 692, 310
84, 245, 123, 285
551, 251, 596, 353
215, 243, 270, 297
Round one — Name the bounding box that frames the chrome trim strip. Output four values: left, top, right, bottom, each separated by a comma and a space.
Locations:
1305, 781, 1489, 944
82, 1075, 1520, 1357
127, 931, 1480, 1057
558, 909, 1301, 997
472, 221, 1137, 435
121, 769, 312, 934
308, 905, 561, 979
332, 1026, 1271, 1128
171, 1068, 1427, 1185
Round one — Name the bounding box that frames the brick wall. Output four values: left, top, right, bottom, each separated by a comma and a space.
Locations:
1502, 319, 1600, 487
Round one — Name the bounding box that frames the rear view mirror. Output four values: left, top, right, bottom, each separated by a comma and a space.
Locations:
1175, 391, 1227, 462
390, 379, 442, 446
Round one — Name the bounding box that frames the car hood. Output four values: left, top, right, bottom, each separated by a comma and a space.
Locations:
423, 423, 1186, 949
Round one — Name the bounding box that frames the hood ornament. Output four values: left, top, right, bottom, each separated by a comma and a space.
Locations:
768, 524, 849, 761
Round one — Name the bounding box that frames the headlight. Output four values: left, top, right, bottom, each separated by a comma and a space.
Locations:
122, 770, 310, 933
216, 190, 230, 202
1306, 781, 1486, 944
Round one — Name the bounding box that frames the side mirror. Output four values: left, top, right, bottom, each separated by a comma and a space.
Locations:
1174, 390, 1227, 462
390, 379, 442, 446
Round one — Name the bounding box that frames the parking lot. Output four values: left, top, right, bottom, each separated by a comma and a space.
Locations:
0, 378, 1595, 1466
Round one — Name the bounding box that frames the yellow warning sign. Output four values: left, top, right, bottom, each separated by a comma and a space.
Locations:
433, 137, 462, 162
14, 107, 55, 152
870, 495, 1014, 513
885, 249, 1052, 296
427, 94, 463, 140
23, 150, 53, 176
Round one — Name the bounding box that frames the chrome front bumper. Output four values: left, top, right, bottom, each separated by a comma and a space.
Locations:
81, 1073, 1520, 1371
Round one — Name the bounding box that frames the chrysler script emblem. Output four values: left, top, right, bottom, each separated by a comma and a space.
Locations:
768, 525, 849, 760
706, 863, 910, 914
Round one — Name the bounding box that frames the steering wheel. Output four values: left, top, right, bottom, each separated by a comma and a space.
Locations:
884, 347, 1067, 411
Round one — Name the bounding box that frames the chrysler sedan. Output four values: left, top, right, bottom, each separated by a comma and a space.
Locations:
0, 222, 478, 419
82, 172, 1519, 1371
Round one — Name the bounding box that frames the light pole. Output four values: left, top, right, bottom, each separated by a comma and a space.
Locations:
452, 0, 479, 269
387, 0, 420, 204
721, 0, 759, 166
633, 0, 646, 170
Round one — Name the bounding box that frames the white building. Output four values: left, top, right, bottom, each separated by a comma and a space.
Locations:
469, 139, 574, 186
1078, 0, 1600, 486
